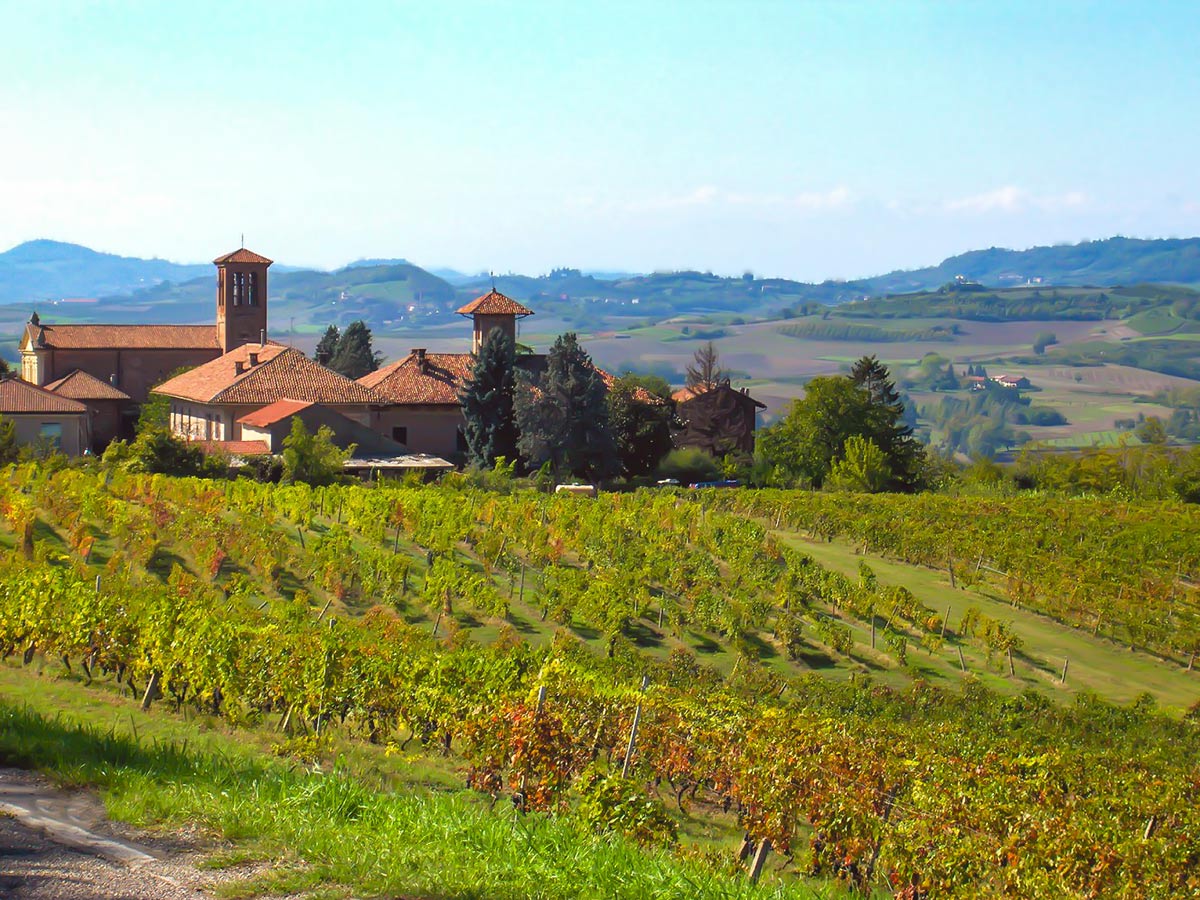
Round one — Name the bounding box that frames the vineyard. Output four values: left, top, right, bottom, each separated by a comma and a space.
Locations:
1, 465, 1199, 897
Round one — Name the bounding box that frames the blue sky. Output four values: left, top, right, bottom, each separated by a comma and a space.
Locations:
2, 1, 1197, 279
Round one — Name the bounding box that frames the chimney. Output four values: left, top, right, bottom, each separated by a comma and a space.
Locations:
235, 360, 245, 375
413, 348, 427, 373
260, 328, 266, 346
248, 352, 258, 367
109, 374, 118, 387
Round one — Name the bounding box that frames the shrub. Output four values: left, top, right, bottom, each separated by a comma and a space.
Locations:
572, 765, 677, 848
655, 448, 720, 484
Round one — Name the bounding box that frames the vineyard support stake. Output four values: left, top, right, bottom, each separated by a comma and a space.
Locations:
747, 837, 772, 884
1061, 658, 1069, 684
957, 647, 967, 673
621, 675, 650, 779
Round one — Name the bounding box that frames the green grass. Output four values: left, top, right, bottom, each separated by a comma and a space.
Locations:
0, 668, 848, 899
776, 532, 1200, 711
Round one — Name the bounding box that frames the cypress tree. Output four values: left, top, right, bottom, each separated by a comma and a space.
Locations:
459, 328, 519, 468
314, 325, 340, 367
329, 320, 382, 379
516, 333, 617, 480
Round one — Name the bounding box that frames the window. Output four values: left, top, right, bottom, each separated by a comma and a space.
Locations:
392, 426, 408, 445
247, 272, 258, 306
39, 422, 63, 449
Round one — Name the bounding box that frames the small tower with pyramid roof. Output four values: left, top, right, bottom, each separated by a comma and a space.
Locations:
214, 247, 272, 353
456, 289, 534, 354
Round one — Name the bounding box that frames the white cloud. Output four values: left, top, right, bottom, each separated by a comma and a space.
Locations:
943, 186, 1090, 215
793, 186, 852, 211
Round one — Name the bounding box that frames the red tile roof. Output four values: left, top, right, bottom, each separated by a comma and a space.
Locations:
153, 344, 383, 406
360, 350, 660, 406
359, 352, 473, 405
213, 248, 273, 265
196, 440, 271, 456
237, 398, 315, 427
0, 377, 88, 414
673, 382, 766, 408
22, 323, 220, 351
44, 370, 132, 401
456, 290, 534, 317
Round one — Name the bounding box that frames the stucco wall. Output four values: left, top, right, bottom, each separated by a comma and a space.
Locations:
7, 413, 89, 457
376, 405, 464, 458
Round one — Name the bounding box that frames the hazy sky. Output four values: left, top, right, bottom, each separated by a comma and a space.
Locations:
2, 1, 1198, 279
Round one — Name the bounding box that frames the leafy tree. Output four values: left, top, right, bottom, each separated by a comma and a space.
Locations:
757, 376, 869, 487
281, 418, 351, 486
515, 333, 617, 480
607, 376, 674, 477
314, 325, 340, 367
1032, 331, 1058, 355
827, 435, 890, 492
685, 341, 724, 390
1136, 416, 1169, 445
459, 327, 518, 468
328, 320, 382, 379
617, 371, 673, 401
759, 357, 926, 490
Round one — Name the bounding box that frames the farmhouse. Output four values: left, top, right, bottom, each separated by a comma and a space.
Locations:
671, 380, 765, 456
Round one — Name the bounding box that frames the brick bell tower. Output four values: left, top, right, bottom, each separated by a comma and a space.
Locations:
214, 247, 272, 353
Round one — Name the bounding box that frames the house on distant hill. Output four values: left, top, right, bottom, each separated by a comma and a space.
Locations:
671, 380, 765, 456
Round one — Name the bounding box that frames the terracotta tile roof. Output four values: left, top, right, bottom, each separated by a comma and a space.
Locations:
212, 248, 273, 265
456, 289, 534, 317
360, 350, 661, 407
673, 382, 766, 408
21, 323, 220, 351
0, 377, 88, 414
359, 352, 473, 405
44, 370, 132, 401
237, 398, 315, 427
153, 344, 383, 405
196, 440, 272, 456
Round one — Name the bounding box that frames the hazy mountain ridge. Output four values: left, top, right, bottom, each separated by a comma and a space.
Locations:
3, 236, 1200, 328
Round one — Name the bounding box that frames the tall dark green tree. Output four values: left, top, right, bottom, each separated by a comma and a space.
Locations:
314, 325, 340, 367
459, 328, 519, 468
850, 355, 924, 489
607, 375, 674, 477
328, 320, 382, 379
516, 333, 617, 480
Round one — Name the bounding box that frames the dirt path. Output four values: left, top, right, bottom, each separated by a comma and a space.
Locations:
0, 768, 207, 899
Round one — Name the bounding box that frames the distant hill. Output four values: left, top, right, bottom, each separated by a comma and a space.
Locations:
862, 237, 1200, 294
0, 240, 211, 302
61, 262, 462, 330
4, 235, 1200, 332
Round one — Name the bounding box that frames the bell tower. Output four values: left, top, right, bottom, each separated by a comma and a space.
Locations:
455, 289, 534, 354
214, 247, 272, 353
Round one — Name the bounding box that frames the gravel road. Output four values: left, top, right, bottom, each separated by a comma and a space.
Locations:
0, 768, 212, 900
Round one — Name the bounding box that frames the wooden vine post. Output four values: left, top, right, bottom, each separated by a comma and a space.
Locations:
621, 675, 650, 779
